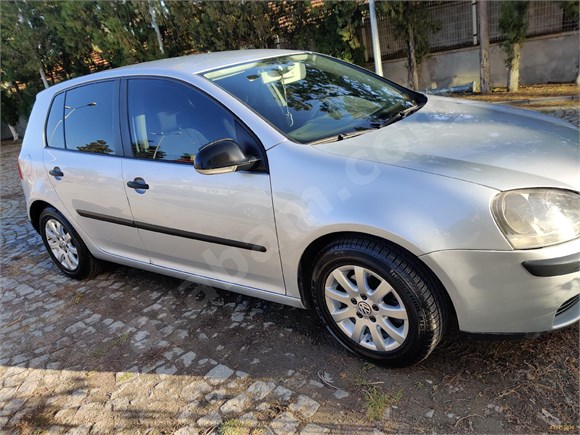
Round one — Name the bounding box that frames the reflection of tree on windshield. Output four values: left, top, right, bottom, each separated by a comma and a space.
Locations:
269, 61, 411, 126
209, 54, 418, 142
77, 140, 112, 154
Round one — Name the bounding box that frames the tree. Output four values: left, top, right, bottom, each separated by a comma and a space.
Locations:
90, 1, 163, 67
379, 1, 437, 90
1, 1, 57, 119
183, 1, 277, 52
560, 1, 580, 86
158, 0, 198, 56
310, 1, 366, 65
478, 0, 491, 94
271, 1, 313, 50
560, 0, 579, 30
42, 1, 107, 77
148, 0, 164, 54
1, 1, 38, 88
1, 89, 21, 140
499, 1, 529, 92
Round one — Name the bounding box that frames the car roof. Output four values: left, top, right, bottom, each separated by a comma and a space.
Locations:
117, 49, 305, 74
41, 49, 306, 96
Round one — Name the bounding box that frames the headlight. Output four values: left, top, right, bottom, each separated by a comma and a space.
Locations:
492, 189, 580, 249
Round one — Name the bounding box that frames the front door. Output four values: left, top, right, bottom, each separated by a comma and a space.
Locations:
121, 78, 285, 294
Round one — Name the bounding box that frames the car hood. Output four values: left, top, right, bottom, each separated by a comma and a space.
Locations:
314, 96, 579, 191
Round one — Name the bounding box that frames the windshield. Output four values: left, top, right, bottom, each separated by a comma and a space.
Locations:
204, 53, 421, 143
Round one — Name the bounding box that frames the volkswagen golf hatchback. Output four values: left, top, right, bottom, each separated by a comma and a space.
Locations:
19, 50, 580, 366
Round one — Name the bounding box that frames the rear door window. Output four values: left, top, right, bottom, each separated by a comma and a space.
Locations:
63, 81, 121, 155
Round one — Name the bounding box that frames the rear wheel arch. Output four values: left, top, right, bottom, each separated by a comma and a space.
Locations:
38, 206, 104, 279
29, 200, 55, 233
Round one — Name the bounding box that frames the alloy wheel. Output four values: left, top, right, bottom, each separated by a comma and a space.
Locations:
44, 218, 79, 271
324, 265, 409, 352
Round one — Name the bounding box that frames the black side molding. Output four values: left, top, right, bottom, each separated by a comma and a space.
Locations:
76, 209, 267, 252
522, 252, 580, 277
77, 210, 134, 227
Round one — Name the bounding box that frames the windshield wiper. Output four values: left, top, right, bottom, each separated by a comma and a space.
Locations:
379, 103, 422, 128
308, 128, 377, 145
309, 103, 423, 145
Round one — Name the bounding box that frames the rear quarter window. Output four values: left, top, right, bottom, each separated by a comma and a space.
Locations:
45, 93, 65, 149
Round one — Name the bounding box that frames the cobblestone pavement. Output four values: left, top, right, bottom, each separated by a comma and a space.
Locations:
1, 145, 337, 434
1, 108, 579, 434
534, 106, 579, 126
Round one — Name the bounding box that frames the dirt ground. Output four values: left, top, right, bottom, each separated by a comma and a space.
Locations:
1, 103, 579, 434
452, 83, 579, 101
448, 83, 580, 124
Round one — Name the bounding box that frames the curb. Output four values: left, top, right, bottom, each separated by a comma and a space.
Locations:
492, 95, 579, 105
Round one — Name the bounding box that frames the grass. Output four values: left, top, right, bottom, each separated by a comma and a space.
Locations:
93, 332, 130, 358
414, 380, 425, 390
430, 325, 579, 432
70, 291, 83, 305
217, 419, 252, 435
363, 385, 403, 421
137, 344, 172, 365
454, 83, 579, 102
116, 372, 135, 383
361, 362, 374, 373
93, 345, 108, 358
449, 83, 580, 108
12, 406, 54, 433
116, 332, 130, 344
524, 100, 579, 109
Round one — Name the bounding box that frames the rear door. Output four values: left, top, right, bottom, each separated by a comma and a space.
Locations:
120, 78, 285, 294
43, 80, 148, 261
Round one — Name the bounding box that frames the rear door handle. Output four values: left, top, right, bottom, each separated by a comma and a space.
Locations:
127, 177, 149, 190
49, 167, 64, 177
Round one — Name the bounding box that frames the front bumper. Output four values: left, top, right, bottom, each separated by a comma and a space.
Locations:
420, 238, 580, 334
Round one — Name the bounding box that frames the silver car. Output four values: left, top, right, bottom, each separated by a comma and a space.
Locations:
18, 50, 580, 366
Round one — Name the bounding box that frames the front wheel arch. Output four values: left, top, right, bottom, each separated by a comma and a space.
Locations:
298, 232, 457, 328
309, 235, 453, 366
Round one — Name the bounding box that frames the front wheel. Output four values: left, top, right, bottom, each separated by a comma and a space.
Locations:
311, 238, 448, 367
39, 207, 103, 280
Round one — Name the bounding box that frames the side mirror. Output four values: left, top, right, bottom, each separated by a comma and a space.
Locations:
194, 138, 259, 175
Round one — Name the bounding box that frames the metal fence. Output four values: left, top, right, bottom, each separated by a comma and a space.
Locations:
362, 0, 578, 61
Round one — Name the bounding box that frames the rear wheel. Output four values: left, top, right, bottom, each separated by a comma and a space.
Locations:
311, 237, 447, 367
39, 207, 103, 280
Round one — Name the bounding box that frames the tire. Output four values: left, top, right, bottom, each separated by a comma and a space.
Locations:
39, 207, 103, 280
311, 237, 448, 367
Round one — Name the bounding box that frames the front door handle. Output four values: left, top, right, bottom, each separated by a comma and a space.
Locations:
49, 167, 64, 177
127, 177, 149, 190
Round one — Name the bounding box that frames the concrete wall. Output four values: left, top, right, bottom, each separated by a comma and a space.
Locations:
380, 32, 580, 90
